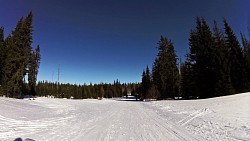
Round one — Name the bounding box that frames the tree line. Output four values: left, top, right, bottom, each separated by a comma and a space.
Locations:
0, 12, 40, 98
140, 17, 250, 100
36, 80, 140, 99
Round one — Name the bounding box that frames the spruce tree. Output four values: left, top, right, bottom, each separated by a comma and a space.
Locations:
152, 36, 179, 99
0, 27, 5, 86
224, 19, 246, 93
1, 11, 40, 98
241, 33, 250, 90
2, 13, 33, 97
99, 85, 105, 98
152, 58, 160, 90
213, 21, 234, 95
140, 66, 151, 99
188, 17, 216, 98
180, 55, 194, 99
140, 70, 146, 99
9, 17, 26, 97
28, 46, 40, 96
165, 39, 179, 98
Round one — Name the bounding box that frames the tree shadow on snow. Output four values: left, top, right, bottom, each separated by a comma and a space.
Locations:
14, 138, 35, 141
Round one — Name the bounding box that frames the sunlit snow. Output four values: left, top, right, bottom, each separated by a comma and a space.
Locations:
0, 93, 249, 141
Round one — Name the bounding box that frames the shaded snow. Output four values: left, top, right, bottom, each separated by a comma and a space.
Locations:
0, 93, 249, 141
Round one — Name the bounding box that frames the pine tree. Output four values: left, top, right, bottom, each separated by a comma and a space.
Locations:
98, 85, 105, 98
145, 65, 151, 98
213, 21, 234, 95
180, 55, 194, 99
140, 66, 151, 100
188, 17, 216, 98
2, 34, 21, 97
8, 17, 26, 98
152, 36, 179, 99
28, 46, 40, 96
0, 27, 5, 95
140, 70, 146, 99
1, 11, 40, 98
224, 19, 246, 93
0, 27, 5, 85
2, 14, 27, 97
165, 39, 179, 99
152, 58, 160, 90
241, 33, 250, 90
23, 12, 33, 71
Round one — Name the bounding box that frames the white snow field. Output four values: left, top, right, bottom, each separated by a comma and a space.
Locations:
0, 93, 249, 141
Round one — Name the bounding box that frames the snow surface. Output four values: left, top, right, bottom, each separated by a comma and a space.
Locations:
0, 93, 249, 141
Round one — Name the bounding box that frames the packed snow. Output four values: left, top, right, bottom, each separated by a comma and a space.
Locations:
0, 93, 249, 141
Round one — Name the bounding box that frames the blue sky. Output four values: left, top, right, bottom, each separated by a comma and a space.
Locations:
0, 0, 250, 84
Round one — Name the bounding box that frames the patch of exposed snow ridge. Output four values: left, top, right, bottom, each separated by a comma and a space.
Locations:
0, 93, 249, 141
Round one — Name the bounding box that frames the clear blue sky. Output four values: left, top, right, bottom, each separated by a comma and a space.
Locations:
0, 0, 249, 84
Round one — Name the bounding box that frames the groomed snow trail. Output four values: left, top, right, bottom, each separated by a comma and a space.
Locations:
0, 98, 202, 141
1, 93, 249, 141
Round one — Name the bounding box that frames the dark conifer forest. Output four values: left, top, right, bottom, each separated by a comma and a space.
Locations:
0, 12, 40, 98
141, 17, 250, 100
0, 13, 250, 100
36, 80, 140, 99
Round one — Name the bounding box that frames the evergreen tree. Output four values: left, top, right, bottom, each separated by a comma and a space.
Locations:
145, 65, 151, 98
152, 36, 179, 99
180, 55, 194, 99
98, 85, 105, 98
241, 33, 250, 90
0, 27, 6, 96
2, 34, 20, 97
0, 27, 5, 86
213, 21, 234, 95
152, 58, 160, 90
242, 33, 250, 65
140, 66, 151, 99
8, 17, 26, 97
1, 11, 40, 98
224, 19, 246, 92
188, 17, 216, 98
28, 46, 40, 96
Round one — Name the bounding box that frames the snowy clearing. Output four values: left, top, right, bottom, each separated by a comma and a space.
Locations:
0, 93, 249, 141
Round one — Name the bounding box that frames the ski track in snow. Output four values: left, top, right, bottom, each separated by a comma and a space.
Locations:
151, 93, 250, 141
0, 93, 249, 141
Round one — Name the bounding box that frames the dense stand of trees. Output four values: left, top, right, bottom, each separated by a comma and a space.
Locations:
0, 12, 40, 98
140, 36, 179, 100
141, 17, 250, 100
36, 80, 140, 99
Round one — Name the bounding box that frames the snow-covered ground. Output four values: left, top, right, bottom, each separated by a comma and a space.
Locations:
0, 93, 249, 141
